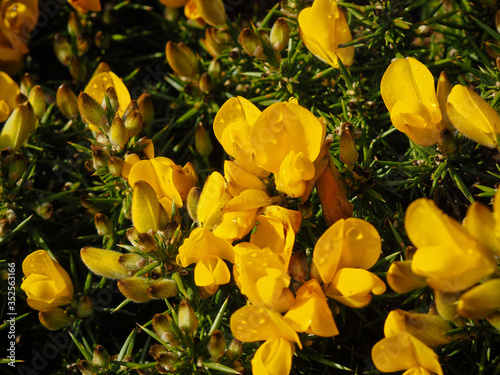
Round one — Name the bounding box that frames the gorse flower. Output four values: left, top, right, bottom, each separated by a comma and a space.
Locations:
21, 250, 74, 311
381, 57, 447, 147
0, 72, 20, 122
298, 0, 354, 68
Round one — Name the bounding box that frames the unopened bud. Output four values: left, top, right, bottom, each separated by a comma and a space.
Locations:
57, 84, 78, 119
137, 232, 156, 252
195, 123, 213, 157
91, 145, 109, 169
28, 85, 46, 121
79, 360, 98, 375
53, 34, 72, 66
20, 73, 34, 97
117, 277, 153, 303
109, 116, 129, 151
122, 100, 138, 122
107, 156, 124, 177
80, 247, 131, 279
67, 11, 81, 36
417, 25, 433, 37
105, 86, 120, 116
289, 251, 309, 283
207, 330, 226, 360
124, 110, 143, 138
226, 338, 242, 361
340, 123, 358, 169
137, 94, 154, 127
152, 313, 180, 345
77, 296, 94, 319
76, 31, 91, 56
148, 279, 178, 299
6, 153, 27, 186
194, 0, 227, 27
178, 299, 198, 335
38, 307, 72, 331
166, 41, 199, 80
156, 352, 179, 372
203, 28, 226, 58
270, 18, 290, 52
199, 72, 213, 93
239, 28, 264, 58
93, 345, 110, 367
69, 56, 87, 81
35, 202, 54, 220
78, 92, 106, 128
0, 102, 36, 152
94, 213, 113, 236
208, 59, 221, 81
186, 187, 200, 223
95, 31, 110, 49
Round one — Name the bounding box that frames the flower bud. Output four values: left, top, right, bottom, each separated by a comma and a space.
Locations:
124, 110, 143, 138
67, 11, 81, 36
137, 232, 157, 252
270, 18, 290, 52
78, 92, 106, 129
208, 59, 221, 81
109, 116, 129, 151
27, 86, 44, 120
132, 181, 160, 233
76, 31, 91, 55
95, 31, 110, 49
93, 345, 110, 367
166, 41, 199, 80
38, 307, 72, 331
53, 34, 73, 66
147, 279, 178, 299
118, 253, 147, 272
289, 251, 309, 283
81, 247, 131, 279
117, 277, 153, 302
91, 145, 109, 169
137, 93, 154, 127
198, 72, 213, 93
79, 360, 99, 375
104, 86, 120, 116
122, 100, 138, 121
57, 84, 79, 119
107, 156, 123, 177
152, 313, 180, 345
203, 28, 227, 58
178, 299, 198, 335
0, 101, 36, 152
417, 25, 433, 37
6, 153, 27, 186
339, 122, 358, 169
69, 56, 87, 82
226, 338, 242, 361
156, 352, 179, 373
35, 202, 54, 220
195, 123, 213, 157
94, 213, 113, 236
207, 330, 226, 360
434, 290, 460, 322
239, 28, 264, 58
20, 73, 34, 97
194, 0, 227, 27
77, 296, 94, 319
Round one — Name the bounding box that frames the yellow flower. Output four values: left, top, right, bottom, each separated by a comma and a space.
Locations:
176, 227, 234, 292
196, 171, 231, 230
68, 0, 101, 13
0, 101, 36, 152
312, 218, 382, 284
447, 84, 500, 148
457, 279, 500, 320
224, 160, 266, 196
0, 0, 39, 74
21, 250, 74, 311
233, 243, 294, 313
386, 260, 427, 294
127, 157, 198, 210
381, 57, 444, 146
184, 0, 226, 27
251, 337, 295, 375
298, 0, 354, 68
214, 96, 268, 177
284, 279, 339, 337
249, 101, 326, 197
0, 72, 20, 122
372, 332, 443, 375
405, 198, 496, 292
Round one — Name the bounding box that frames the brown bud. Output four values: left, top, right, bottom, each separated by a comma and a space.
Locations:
69, 56, 87, 81
124, 110, 143, 138
147, 279, 178, 299
38, 308, 72, 331
238, 28, 264, 58
207, 330, 226, 360
78, 92, 106, 128
20, 73, 34, 97
117, 277, 153, 303
178, 299, 198, 335
67, 11, 81, 36
92, 345, 110, 367
339, 123, 358, 169
94, 213, 113, 236
35, 202, 54, 220
77, 296, 94, 319
166, 41, 199, 80
53, 34, 72, 66
195, 123, 213, 157
107, 156, 123, 177
109, 116, 129, 151
137, 93, 154, 127
57, 84, 78, 119
270, 18, 290, 52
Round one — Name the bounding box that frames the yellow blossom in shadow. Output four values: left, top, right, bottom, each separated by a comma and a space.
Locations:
284, 279, 339, 337
298, 0, 354, 68
405, 198, 496, 292
372, 332, 443, 375
21, 250, 74, 311
233, 243, 294, 313
381, 57, 444, 146
0, 72, 20, 122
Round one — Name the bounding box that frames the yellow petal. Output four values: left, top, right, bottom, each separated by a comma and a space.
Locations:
84, 72, 131, 116
213, 209, 258, 242
251, 338, 294, 375
372, 332, 443, 375
0, 71, 20, 117
386, 260, 427, 294
224, 160, 266, 195
457, 279, 500, 319
177, 227, 234, 267
275, 151, 315, 197
128, 160, 162, 197
132, 180, 160, 233
122, 153, 140, 179
223, 189, 273, 212
194, 256, 230, 287
298, 0, 354, 67
447, 84, 500, 148
464, 202, 500, 256
197, 171, 230, 229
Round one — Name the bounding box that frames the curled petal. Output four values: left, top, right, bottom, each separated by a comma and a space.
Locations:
387, 260, 427, 294
194, 256, 231, 288
251, 338, 294, 375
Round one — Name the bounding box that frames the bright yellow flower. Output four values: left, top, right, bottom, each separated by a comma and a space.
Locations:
372, 332, 443, 375
21, 250, 74, 311
0, 72, 19, 122
298, 0, 354, 68
196, 171, 231, 229
214, 96, 268, 177
381, 57, 444, 146
251, 337, 295, 375
132, 180, 162, 233
405, 199, 496, 292
68, 0, 101, 13
457, 279, 500, 319
230, 304, 301, 347
177, 227, 234, 292
249, 101, 326, 197
0, 0, 38, 74
233, 243, 294, 312
224, 160, 266, 196
447, 84, 500, 148
127, 157, 198, 210
284, 279, 339, 337
312, 218, 382, 285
